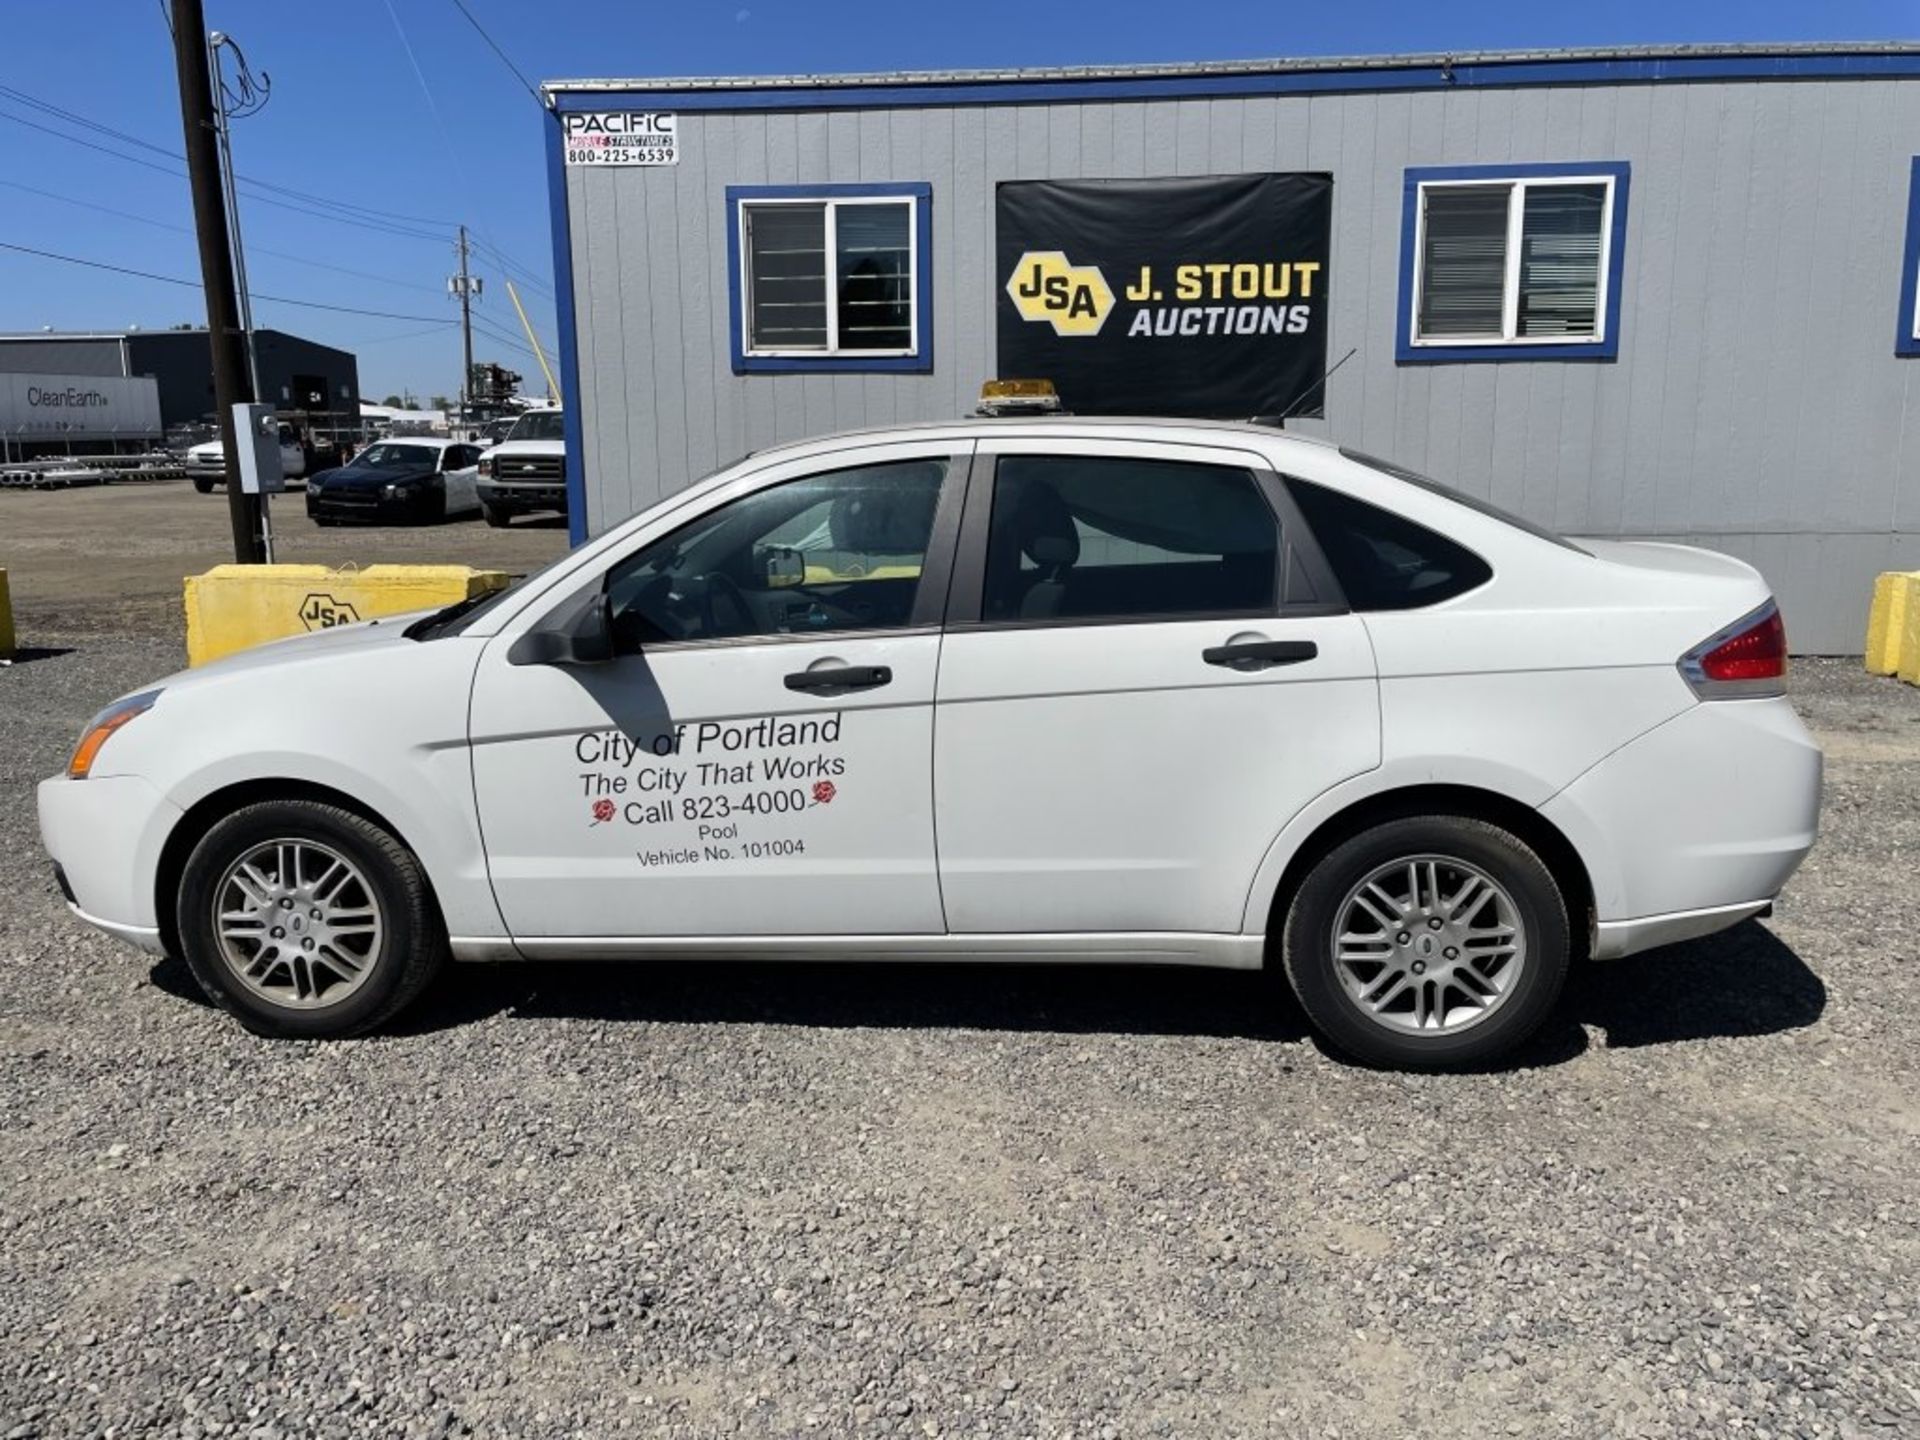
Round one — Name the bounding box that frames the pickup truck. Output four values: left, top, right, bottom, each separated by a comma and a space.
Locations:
184, 423, 311, 493
475, 408, 566, 527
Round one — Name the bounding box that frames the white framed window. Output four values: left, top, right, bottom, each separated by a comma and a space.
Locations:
1402, 164, 1629, 359
731, 187, 929, 366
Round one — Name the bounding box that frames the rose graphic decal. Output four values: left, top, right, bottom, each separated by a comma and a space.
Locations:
812, 780, 837, 805
590, 798, 616, 825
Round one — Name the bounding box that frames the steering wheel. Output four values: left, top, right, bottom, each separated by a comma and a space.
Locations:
697, 571, 755, 637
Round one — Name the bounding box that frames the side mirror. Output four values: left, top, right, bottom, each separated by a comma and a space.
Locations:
507, 587, 615, 666
757, 544, 806, 589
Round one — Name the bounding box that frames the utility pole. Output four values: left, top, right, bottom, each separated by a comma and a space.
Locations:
451, 226, 478, 436
169, 0, 264, 564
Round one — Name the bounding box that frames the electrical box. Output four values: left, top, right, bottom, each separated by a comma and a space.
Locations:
231, 402, 284, 495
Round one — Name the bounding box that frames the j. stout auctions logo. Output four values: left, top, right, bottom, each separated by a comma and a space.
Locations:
995, 173, 1333, 419
1006, 251, 1318, 340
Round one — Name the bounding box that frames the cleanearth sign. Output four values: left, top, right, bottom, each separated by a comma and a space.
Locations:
0, 373, 161, 440
997, 173, 1334, 419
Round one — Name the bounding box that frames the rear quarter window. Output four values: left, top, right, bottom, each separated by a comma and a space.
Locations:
1285, 478, 1493, 611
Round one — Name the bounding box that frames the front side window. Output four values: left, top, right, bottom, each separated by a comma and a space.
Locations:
605, 458, 950, 647
728, 184, 932, 372
980, 456, 1279, 624
1400, 163, 1629, 362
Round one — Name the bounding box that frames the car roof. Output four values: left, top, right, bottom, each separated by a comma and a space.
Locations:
740, 414, 1341, 464
373, 436, 457, 447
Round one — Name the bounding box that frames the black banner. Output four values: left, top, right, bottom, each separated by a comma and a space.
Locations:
996, 173, 1332, 419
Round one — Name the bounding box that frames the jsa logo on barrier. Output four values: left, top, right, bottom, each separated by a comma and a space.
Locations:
1006, 251, 1115, 336
299, 594, 360, 631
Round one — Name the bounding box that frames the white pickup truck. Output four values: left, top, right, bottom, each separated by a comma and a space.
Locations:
475, 408, 566, 527
184, 423, 310, 493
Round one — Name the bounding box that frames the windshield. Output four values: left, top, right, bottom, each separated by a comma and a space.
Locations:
508, 412, 565, 443
1338, 449, 1590, 555
350, 443, 441, 471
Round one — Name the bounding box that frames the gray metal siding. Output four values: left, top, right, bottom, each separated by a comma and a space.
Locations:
564, 77, 1920, 651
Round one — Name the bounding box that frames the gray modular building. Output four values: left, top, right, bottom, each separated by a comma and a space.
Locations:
0, 329, 360, 433
542, 42, 1920, 651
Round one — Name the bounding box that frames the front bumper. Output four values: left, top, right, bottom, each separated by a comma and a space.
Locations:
1542, 696, 1822, 959
37, 773, 181, 955
306, 484, 441, 525
478, 480, 567, 514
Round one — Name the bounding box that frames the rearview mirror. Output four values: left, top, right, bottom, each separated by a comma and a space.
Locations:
507, 588, 615, 666
757, 544, 806, 589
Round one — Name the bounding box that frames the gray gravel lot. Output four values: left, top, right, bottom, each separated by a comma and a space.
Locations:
1, 633, 1916, 1440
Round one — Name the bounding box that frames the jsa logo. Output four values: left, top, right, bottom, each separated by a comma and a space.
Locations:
1006, 251, 1115, 336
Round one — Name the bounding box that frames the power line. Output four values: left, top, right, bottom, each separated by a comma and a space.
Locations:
0, 105, 453, 246
0, 82, 458, 229
0, 178, 450, 294
468, 233, 554, 299
0, 239, 457, 324
447, 0, 541, 105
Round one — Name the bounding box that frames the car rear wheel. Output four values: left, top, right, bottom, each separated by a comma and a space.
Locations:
175, 799, 446, 1038
482, 502, 509, 528
1280, 815, 1569, 1070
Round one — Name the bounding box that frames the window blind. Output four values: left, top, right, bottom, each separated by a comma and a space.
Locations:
1517, 185, 1606, 338
1417, 186, 1509, 338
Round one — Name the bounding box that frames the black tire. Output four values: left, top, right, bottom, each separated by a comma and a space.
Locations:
174, 799, 446, 1039
1280, 815, 1570, 1071
482, 502, 510, 528
193, 478, 216, 495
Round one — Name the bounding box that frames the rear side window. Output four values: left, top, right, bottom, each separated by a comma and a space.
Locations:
981, 455, 1279, 624
1286, 478, 1492, 611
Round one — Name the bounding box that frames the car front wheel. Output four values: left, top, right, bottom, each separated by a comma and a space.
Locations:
481, 502, 509, 528
1280, 815, 1570, 1070
192, 478, 216, 494
174, 799, 446, 1038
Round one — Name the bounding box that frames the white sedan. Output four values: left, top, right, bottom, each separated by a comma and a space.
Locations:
38, 418, 1822, 1068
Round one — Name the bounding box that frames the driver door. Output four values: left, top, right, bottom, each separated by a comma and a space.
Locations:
468, 442, 971, 946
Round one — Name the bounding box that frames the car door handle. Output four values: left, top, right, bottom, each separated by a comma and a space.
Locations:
784, 664, 893, 692
1201, 639, 1318, 670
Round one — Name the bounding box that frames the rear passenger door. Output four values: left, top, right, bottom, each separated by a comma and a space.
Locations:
933, 438, 1380, 936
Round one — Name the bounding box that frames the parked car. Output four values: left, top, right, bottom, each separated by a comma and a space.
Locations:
476, 408, 566, 527
37, 417, 1821, 1067
185, 423, 310, 493
305, 439, 484, 526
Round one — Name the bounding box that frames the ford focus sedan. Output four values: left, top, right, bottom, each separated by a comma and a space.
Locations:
39, 418, 1822, 1069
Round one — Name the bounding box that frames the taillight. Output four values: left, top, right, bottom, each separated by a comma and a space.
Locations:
1678, 601, 1787, 699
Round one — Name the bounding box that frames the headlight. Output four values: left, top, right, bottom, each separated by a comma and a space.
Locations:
69, 690, 161, 779
477, 457, 493, 477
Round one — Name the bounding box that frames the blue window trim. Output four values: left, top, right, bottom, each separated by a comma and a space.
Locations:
542, 109, 590, 546
547, 52, 1920, 115
725, 182, 933, 375
1396, 161, 1630, 365
1898, 157, 1920, 357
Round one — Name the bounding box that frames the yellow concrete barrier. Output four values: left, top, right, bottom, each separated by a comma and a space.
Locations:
184, 563, 510, 668
0, 567, 14, 659
1903, 580, 1920, 687
1866, 571, 1920, 678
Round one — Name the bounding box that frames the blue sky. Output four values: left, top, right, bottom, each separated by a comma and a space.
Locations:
1, 1, 1913, 399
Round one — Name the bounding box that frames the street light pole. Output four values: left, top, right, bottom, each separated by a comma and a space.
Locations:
208, 28, 273, 562
169, 0, 264, 563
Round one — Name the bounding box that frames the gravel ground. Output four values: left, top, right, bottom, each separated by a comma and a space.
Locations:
1, 632, 1917, 1439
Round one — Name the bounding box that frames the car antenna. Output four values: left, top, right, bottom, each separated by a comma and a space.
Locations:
1250, 347, 1358, 428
